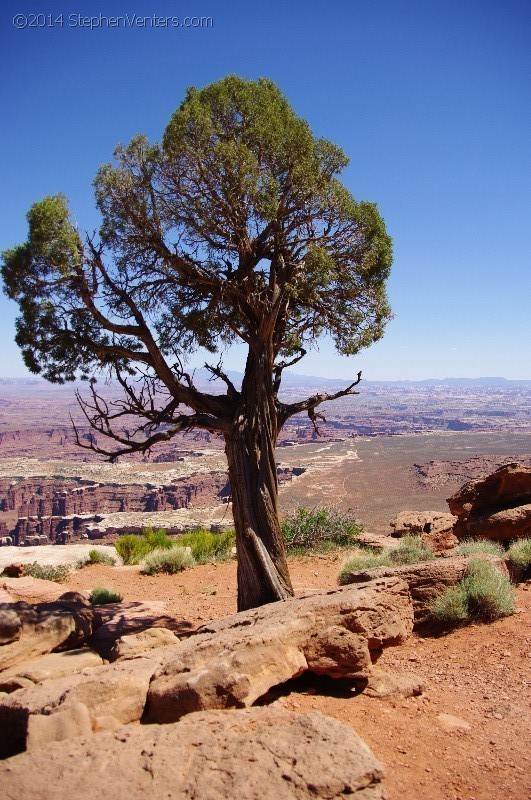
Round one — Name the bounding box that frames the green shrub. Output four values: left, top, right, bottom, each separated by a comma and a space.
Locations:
387, 536, 435, 565
456, 540, 505, 558
114, 534, 151, 565
141, 546, 195, 575
281, 507, 361, 552
463, 559, 515, 620
76, 549, 116, 568
506, 538, 531, 570
430, 584, 469, 625
430, 558, 514, 627
338, 551, 390, 584
180, 528, 235, 564
21, 562, 70, 583
143, 527, 174, 550
89, 586, 123, 604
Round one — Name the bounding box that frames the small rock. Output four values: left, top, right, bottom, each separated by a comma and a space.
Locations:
437, 713, 471, 732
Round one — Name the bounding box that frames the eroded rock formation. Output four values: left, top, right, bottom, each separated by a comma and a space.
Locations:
448, 463, 531, 540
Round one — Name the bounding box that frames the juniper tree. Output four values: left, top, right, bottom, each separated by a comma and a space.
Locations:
2, 76, 392, 610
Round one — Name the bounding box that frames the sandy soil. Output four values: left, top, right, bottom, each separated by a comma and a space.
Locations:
51, 553, 531, 800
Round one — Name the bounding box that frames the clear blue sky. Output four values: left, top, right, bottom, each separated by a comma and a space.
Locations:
1, 0, 529, 381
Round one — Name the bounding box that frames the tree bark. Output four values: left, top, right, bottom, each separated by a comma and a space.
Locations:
225, 345, 294, 611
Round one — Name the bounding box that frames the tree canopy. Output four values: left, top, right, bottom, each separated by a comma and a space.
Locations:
2, 75, 392, 609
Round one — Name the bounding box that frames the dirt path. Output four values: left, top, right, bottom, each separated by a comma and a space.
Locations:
56, 553, 531, 800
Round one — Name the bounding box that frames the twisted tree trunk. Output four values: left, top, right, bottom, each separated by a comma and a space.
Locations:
224, 345, 294, 611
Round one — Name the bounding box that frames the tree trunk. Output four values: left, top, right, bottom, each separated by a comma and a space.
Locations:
225, 346, 294, 611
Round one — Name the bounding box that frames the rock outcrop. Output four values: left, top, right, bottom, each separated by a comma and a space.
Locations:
390, 511, 458, 552
0, 579, 413, 755
0, 707, 387, 799
448, 463, 531, 540
145, 578, 413, 724
339, 555, 508, 626
0, 593, 99, 672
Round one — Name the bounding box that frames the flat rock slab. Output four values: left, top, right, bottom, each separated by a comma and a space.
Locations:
0, 647, 103, 691
1, 577, 69, 604
340, 555, 508, 626
0, 707, 387, 799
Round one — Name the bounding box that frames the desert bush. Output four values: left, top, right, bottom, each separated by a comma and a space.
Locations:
430, 558, 514, 627
141, 546, 195, 575
456, 540, 505, 558
180, 528, 235, 564
21, 562, 70, 583
338, 537, 435, 585
430, 584, 470, 625
143, 527, 174, 550
506, 538, 531, 571
89, 586, 123, 604
338, 551, 390, 584
281, 507, 361, 552
387, 536, 435, 565
114, 534, 151, 565
76, 549, 116, 568
463, 558, 515, 620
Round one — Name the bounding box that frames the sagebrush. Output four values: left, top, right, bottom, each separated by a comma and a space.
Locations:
89, 586, 123, 604
282, 507, 361, 552
180, 528, 235, 563
141, 547, 195, 575
20, 562, 70, 583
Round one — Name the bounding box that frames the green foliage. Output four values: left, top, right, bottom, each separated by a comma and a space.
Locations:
456, 540, 505, 558
430, 584, 470, 625
180, 528, 235, 564
21, 562, 70, 583
114, 534, 151, 565
89, 586, 123, 604
143, 527, 175, 550
463, 559, 515, 620
506, 538, 531, 570
387, 536, 435, 565
76, 549, 117, 568
338, 537, 435, 585
281, 507, 361, 552
338, 551, 390, 584
141, 547, 195, 575
2, 76, 392, 386
430, 559, 514, 628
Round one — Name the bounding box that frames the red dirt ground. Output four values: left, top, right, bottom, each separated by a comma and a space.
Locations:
61, 554, 531, 800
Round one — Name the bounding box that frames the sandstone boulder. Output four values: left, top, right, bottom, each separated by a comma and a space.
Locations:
0, 655, 159, 757
448, 463, 531, 540
0, 707, 387, 799
0, 593, 99, 672
390, 511, 457, 552
1, 576, 69, 603
339, 555, 508, 626
109, 627, 179, 662
145, 578, 413, 724
87, 600, 178, 657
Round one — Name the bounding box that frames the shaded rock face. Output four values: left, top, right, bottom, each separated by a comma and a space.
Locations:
340, 555, 508, 626
0, 708, 387, 800
390, 511, 458, 553
448, 463, 531, 540
0, 593, 99, 672
0, 579, 413, 756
